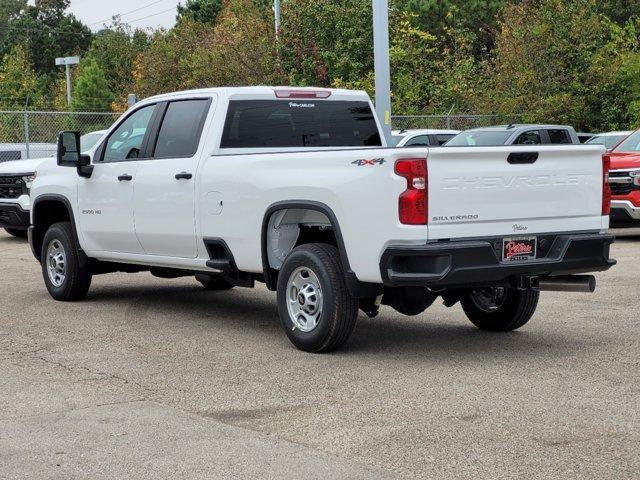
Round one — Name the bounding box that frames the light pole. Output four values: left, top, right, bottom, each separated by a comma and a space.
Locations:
55, 56, 80, 107
372, 0, 392, 145
274, 0, 281, 37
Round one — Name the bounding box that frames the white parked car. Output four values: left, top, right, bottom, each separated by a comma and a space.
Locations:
585, 131, 633, 151
0, 142, 57, 162
0, 131, 106, 238
392, 129, 460, 147
28, 87, 615, 352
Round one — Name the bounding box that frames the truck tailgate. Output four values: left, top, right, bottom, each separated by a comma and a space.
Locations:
427, 145, 606, 240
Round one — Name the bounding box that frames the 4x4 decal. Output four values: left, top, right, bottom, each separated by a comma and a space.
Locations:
352, 158, 386, 166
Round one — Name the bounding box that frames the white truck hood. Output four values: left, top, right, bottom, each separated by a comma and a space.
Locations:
0, 157, 55, 174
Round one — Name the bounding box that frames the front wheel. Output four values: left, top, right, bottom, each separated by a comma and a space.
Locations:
277, 243, 358, 353
5, 228, 27, 238
41, 222, 92, 301
460, 287, 539, 332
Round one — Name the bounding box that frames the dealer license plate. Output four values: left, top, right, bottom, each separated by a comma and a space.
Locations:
502, 237, 537, 262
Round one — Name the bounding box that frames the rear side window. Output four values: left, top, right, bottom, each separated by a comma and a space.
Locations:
221, 100, 382, 148
154, 99, 210, 158
404, 135, 430, 147
435, 134, 454, 145
514, 130, 542, 145
547, 129, 572, 144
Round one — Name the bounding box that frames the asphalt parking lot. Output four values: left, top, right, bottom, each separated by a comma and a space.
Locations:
1, 229, 639, 480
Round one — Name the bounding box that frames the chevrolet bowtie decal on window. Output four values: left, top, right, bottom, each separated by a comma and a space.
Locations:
352, 158, 386, 166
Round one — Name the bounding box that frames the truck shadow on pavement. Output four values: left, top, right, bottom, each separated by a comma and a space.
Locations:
86, 282, 588, 361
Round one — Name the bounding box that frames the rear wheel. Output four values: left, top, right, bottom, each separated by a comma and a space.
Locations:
41, 222, 92, 301
5, 228, 27, 238
460, 287, 539, 332
277, 243, 358, 353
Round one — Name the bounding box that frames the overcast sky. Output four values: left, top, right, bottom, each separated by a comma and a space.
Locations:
33, 0, 184, 31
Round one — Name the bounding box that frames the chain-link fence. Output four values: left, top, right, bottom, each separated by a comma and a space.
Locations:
391, 114, 526, 132
0, 110, 121, 161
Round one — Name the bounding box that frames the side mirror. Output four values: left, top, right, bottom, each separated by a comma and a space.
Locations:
57, 131, 81, 166
57, 131, 93, 178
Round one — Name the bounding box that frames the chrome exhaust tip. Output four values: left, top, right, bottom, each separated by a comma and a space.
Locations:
537, 275, 596, 293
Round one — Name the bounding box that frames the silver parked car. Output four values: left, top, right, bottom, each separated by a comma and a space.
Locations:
446, 124, 582, 146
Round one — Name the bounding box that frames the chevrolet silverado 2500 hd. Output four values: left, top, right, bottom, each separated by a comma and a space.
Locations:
28, 87, 615, 352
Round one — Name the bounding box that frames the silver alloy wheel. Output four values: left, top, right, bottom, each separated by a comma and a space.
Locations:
286, 266, 324, 332
46, 239, 67, 288
469, 287, 507, 313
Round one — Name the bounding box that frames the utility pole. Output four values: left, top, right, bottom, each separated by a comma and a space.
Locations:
372, 0, 392, 145
274, 0, 281, 37
55, 56, 80, 107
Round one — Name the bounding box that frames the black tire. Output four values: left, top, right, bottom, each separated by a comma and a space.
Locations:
460, 287, 539, 332
5, 228, 27, 238
277, 243, 358, 353
41, 222, 92, 301
197, 276, 234, 291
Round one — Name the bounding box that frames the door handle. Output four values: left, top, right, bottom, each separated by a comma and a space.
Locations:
507, 152, 539, 164
118, 174, 133, 181
175, 172, 193, 180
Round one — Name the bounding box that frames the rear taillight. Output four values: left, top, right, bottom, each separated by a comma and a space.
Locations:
395, 158, 427, 225
602, 153, 611, 216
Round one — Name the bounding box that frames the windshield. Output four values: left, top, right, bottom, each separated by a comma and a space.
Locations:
613, 131, 640, 153
446, 130, 512, 146
80, 132, 104, 152
391, 135, 405, 146
586, 134, 627, 150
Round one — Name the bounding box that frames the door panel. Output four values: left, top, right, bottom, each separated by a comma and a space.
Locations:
77, 162, 143, 253
133, 158, 199, 257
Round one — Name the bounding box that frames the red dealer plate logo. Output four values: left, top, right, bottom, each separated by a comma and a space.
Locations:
502, 237, 537, 262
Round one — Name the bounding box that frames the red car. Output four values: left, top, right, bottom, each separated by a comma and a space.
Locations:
607, 130, 640, 226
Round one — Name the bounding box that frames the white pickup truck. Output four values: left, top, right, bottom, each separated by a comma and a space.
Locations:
28, 87, 615, 352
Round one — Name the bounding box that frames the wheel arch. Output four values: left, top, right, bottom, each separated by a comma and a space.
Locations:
30, 194, 81, 262
261, 200, 354, 292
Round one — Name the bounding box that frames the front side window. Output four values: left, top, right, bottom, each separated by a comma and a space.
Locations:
221, 100, 382, 148
547, 129, 572, 144
103, 104, 156, 162
154, 99, 210, 158
514, 130, 542, 145
80, 132, 104, 152
404, 135, 430, 147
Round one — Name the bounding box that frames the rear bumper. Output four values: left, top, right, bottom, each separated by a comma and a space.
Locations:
380, 233, 616, 288
0, 202, 29, 230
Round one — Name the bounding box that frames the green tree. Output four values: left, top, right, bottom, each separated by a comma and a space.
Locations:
0, 0, 27, 46
0, 43, 45, 109
597, 1, 640, 26
135, 0, 279, 97
403, 0, 508, 56
71, 57, 113, 112
480, 0, 618, 128
0, 0, 92, 76
177, 0, 223, 24
584, 20, 640, 130
87, 21, 149, 104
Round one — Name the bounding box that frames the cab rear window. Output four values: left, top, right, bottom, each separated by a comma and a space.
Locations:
221, 100, 382, 148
